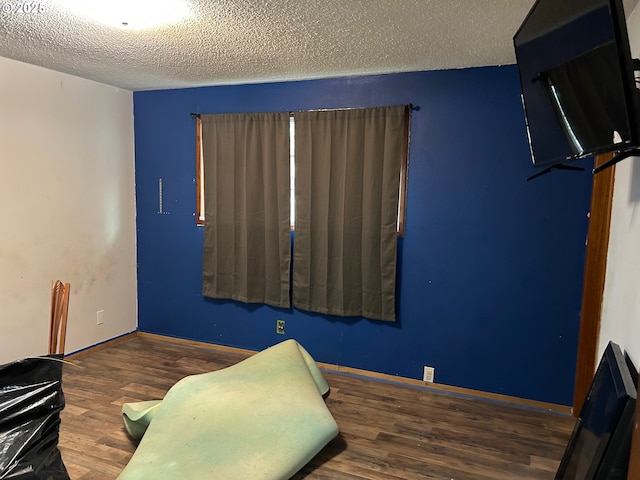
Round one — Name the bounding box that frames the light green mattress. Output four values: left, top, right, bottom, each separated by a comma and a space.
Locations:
118, 339, 339, 480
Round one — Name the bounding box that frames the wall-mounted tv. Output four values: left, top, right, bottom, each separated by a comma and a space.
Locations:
555, 341, 637, 480
513, 0, 640, 171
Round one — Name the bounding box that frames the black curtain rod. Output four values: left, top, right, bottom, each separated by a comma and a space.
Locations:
190, 104, 416, 118
289, 104, 416, 114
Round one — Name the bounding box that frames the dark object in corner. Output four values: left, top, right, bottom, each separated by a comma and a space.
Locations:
555, 341, 637, 480
514, 0, 640, 171
0, 355, 70, 480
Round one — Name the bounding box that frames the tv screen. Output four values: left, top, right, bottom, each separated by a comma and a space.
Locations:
555, 341, 637, 480
513, 0, 640, 168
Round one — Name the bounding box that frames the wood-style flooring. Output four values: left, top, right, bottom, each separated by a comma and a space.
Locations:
58, 335, 575, 479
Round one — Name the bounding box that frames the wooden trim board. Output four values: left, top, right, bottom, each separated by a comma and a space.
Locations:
318, 362, 572, 414
137, 331, 258, 357
573, 153, 616, 416
64, 331, 138, 360
136, 332, 572, 415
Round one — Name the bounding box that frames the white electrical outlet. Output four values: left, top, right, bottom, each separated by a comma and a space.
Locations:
97, 310, 104, 325
423, 366, 435, 383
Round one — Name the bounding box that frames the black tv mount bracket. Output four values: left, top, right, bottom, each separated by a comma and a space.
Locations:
526, 163, 585, 182
590, 61, 640, 171
592, 58, 640, 174
593, 147, 640, 174
527, 147, 640, 181
590, 59, 640, 172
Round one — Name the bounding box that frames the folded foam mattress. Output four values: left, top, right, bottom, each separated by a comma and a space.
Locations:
118, 339, 339, 480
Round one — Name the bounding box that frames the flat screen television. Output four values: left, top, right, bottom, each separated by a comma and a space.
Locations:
555, 341, 637, 480
513, 0, 640, 170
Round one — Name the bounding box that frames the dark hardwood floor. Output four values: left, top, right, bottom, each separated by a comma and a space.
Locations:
58, 336, 575, 479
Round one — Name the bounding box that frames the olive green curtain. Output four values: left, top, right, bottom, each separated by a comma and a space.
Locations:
201, 112, 291, 308
292, 106, 406, 321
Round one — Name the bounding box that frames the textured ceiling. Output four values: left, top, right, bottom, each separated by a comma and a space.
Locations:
0, 0, 638, 91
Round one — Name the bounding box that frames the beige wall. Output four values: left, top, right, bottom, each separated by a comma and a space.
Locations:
598, 5, 640, 368
0, 56, 137, 363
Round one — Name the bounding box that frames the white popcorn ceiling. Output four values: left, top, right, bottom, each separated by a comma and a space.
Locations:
0, 0, 638, 91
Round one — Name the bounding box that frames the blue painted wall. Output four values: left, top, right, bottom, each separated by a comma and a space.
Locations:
134, 66, 593, 406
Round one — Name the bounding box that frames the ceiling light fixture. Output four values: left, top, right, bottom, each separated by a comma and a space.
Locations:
54, 0, 191, 30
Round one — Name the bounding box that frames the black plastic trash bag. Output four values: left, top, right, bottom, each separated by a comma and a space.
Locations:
0, 355, 70, 480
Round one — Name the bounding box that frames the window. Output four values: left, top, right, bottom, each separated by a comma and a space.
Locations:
195, 110, 410, 236
195, 115, 205, 226
198, 107, 409, 320
290, 116, 295, 228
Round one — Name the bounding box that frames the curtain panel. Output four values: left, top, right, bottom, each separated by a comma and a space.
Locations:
200, 112, 291, 308
292, 106, 406, 321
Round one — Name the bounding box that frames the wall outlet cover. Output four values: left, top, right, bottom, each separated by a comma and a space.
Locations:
276, 319, 285, 334
423, 366, 435, 383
